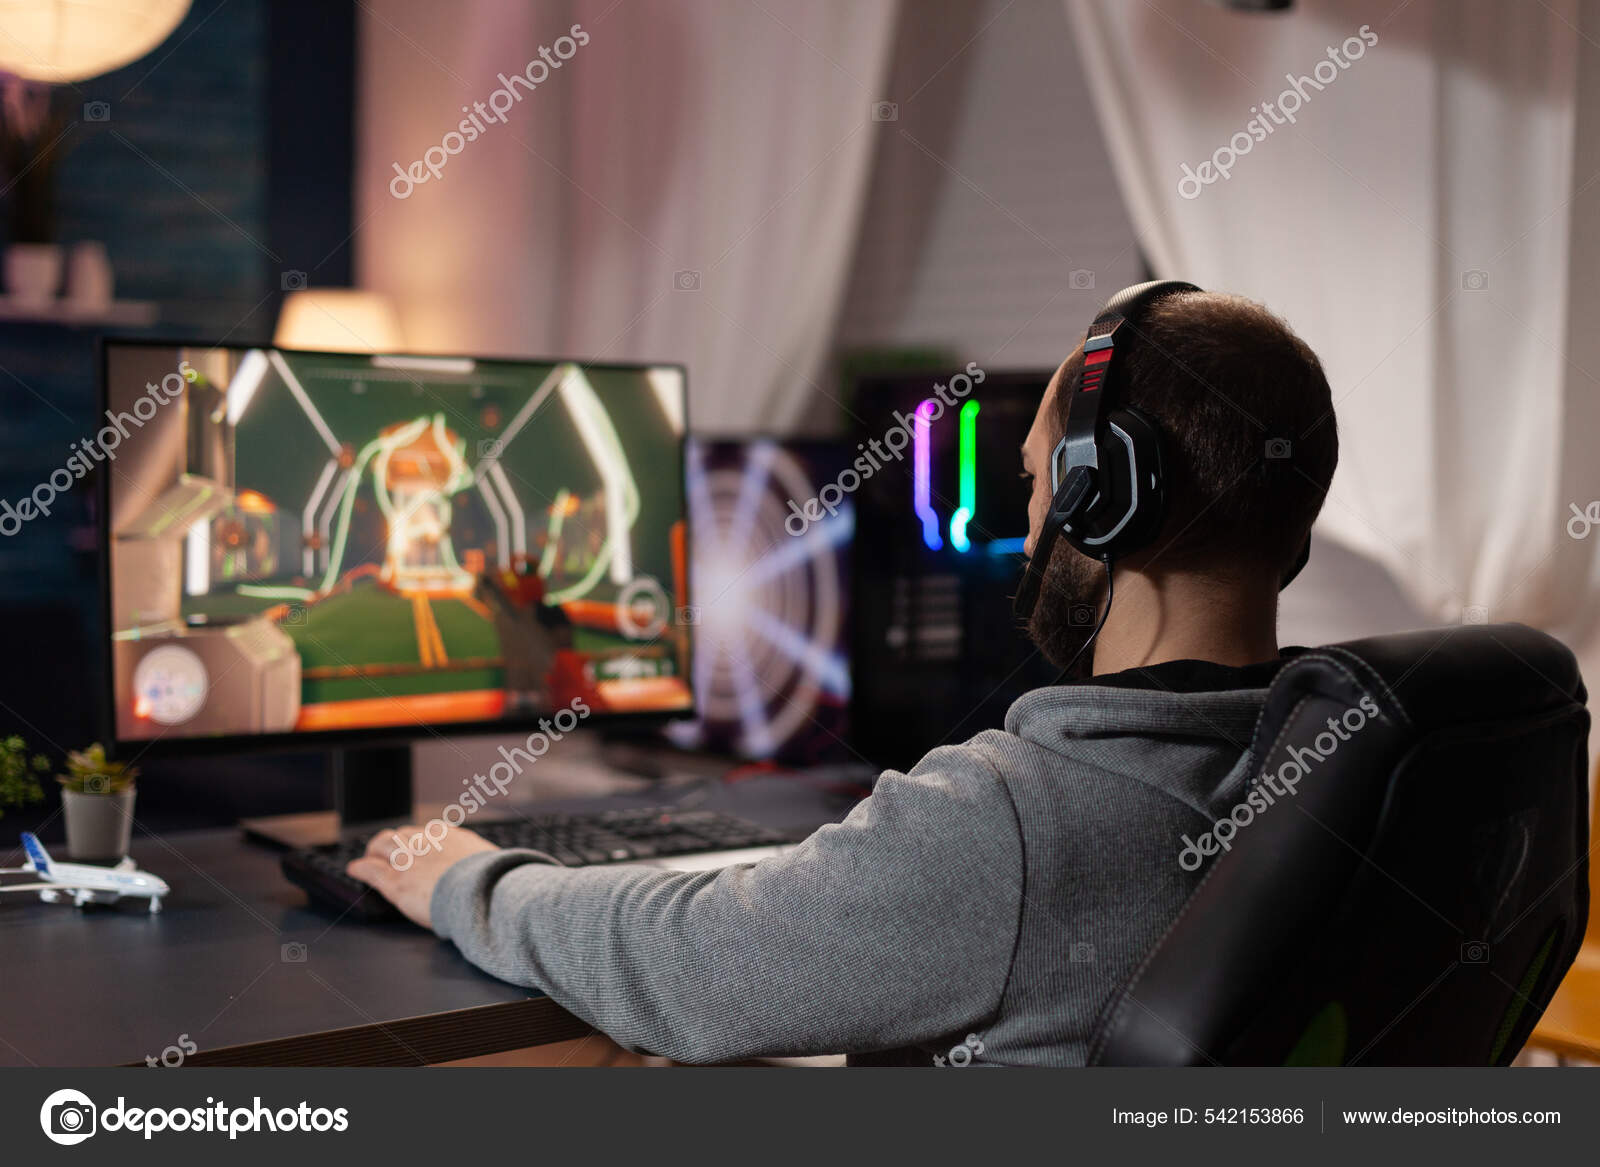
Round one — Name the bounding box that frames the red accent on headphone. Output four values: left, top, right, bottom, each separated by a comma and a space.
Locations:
1080, 345, 1112, 391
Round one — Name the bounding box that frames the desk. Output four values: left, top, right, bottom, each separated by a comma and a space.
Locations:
0, 776, 860, 1067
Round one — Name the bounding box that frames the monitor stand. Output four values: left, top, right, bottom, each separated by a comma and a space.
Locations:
239, 746, 414, 850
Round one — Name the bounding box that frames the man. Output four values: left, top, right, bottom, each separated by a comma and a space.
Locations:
348, 288, 1337, 1066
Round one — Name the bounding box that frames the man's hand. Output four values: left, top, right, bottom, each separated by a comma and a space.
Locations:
346, 824, 500, 929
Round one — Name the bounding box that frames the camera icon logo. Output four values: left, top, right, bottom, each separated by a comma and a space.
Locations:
1069, 941, 1096, 963
673, 270, 701, 291
40, 1088, 97, 1145
1069, 603, 1096, 627
1265, 438, 1293, 460
83, 101, 111, 122
281, 941, 309, 963
281, 269, 308, 292
1462, 605, 1488, 625
870, 100, 899, 122
1460, 940, 1490, 964
477, 437, 504, 461
677, 604, 700, 626
282, 603, 307, 627
1069, 268, 1096, 291
1462, 269, 1489, 291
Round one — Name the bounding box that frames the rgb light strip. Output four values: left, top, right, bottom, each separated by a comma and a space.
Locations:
913, 399, 942, 551
949, 399, 980, 552
908, 396, 1026, 557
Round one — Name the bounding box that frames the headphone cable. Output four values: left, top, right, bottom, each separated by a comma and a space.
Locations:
1053, 556, 1114, 684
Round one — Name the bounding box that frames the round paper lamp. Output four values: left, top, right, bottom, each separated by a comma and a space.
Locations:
0, 0, 193, 83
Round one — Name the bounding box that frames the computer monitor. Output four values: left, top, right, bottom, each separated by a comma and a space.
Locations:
850, 369, 1058, 769
99, 341, 693, 754
663, 438, 853, 763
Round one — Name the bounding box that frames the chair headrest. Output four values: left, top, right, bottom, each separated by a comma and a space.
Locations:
1273, 624, 1585, 736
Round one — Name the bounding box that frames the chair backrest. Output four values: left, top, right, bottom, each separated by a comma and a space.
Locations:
1089, 624, 1591, 1066
1586, 756, 1600, 942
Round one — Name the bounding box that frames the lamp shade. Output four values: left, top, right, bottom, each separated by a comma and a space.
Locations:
0, 0, 193, 83
274, 289, 405, 353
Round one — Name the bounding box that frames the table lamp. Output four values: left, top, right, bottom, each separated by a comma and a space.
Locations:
274, 289, 404, 353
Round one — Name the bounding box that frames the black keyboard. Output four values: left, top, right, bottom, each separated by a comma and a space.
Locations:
282, 808, 794, 921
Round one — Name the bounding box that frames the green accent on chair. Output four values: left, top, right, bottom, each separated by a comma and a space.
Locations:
1488, 927, 1559, 1065
1284, 1002, 1348, 1066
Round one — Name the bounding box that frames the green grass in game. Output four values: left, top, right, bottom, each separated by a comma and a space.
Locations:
289, 585, 502, 704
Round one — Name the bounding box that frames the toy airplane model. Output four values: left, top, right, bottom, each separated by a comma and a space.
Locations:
0, 833, 169, 913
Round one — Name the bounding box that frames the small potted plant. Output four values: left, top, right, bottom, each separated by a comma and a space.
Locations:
57, 745, 138, 862
0, 734, 47, 820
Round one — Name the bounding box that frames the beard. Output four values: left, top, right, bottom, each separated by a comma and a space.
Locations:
1023, 541, 1107, 680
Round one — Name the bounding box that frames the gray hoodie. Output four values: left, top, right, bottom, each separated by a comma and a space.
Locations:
430, 670, 1275, 1066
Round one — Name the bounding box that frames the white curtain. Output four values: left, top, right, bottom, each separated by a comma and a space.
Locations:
356, 0, 900, 433
1066, 0, 1600, 713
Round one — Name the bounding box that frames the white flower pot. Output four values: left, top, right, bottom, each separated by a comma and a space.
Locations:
61, 787, 135, 862
64, 241, 114, 311
5, 242, 62, 306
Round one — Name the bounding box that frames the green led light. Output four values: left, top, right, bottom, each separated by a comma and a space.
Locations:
950, 399, 980, 551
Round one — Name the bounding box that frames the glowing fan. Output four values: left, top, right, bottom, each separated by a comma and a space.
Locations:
668, 440, 852, 760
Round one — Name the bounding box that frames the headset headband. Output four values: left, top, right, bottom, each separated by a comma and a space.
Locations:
1056, 281, 1199, 491
1053, 281, 1199, 543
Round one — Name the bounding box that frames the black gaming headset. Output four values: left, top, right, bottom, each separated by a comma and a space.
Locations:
1013, 279, 1311, 625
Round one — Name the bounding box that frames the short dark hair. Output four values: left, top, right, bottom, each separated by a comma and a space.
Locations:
1053, 291, 1337, 578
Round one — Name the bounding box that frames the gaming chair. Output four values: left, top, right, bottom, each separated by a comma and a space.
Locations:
1088, 623, 1590, 1065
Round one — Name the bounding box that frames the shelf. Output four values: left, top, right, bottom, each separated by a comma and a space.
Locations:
0, 297, 159, 326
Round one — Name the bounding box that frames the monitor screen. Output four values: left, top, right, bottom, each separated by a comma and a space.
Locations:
101, 342, 692, 746
850, 369, 1058, 769
664, 438, 853, 763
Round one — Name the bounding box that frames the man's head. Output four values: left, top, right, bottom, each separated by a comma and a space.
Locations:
1020, 290, 1337, 670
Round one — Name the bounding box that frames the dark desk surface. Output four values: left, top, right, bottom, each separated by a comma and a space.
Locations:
0, 775, 859, 1067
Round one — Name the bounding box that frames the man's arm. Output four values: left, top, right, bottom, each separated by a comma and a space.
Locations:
414, 746, 1024, 1063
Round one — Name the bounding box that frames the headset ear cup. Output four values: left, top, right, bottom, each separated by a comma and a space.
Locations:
1077, 406, 1166, 559
1052, 280, 1195, 563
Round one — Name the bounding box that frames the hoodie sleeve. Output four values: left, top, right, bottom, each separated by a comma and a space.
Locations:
429, 742, 1026, 1063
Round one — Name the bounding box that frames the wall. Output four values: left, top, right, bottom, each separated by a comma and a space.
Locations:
49, 0, 270, 312
836, 0, 1144, 371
